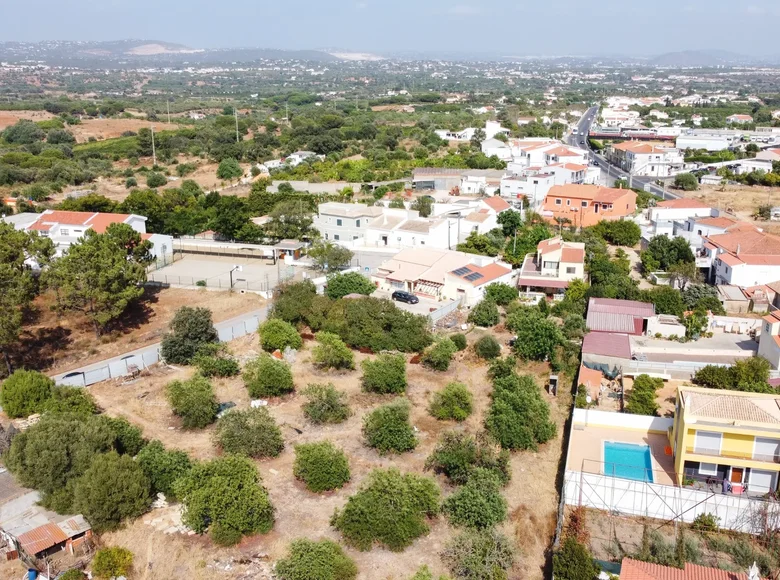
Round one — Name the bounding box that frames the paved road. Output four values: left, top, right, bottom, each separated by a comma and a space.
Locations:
568, 106, 679, 200
50, 306, 269, 384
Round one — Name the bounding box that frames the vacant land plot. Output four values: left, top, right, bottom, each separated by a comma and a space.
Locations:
677, 183, 780, 223
69, 118, 178, 143
88, 329, 570, 580
13, 287, 264, 375
0, 110, 56, 129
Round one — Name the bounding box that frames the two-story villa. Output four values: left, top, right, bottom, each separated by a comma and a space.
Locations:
517, 236, 585, 297
669, 386, 780, 495
541, 184, 637, 228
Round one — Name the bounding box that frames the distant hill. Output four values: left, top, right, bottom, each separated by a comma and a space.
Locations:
649, 50, 754, 67
0, 40, 339, 66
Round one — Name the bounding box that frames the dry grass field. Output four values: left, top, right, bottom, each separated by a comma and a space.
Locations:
87, 328, 570, 580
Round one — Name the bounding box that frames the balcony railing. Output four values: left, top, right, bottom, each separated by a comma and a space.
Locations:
520, 255, 560, 278
685, 446, 780, 464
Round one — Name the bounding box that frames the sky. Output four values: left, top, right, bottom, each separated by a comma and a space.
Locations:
1, 0, 779, 57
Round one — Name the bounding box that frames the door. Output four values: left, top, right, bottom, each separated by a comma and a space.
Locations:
381, 235, 388, 246
730, 467, 744, 484
749, 469, 778, 494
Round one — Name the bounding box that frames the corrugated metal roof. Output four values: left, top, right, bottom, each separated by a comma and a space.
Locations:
586, 311, 642, 334
16, 523, 68, 555
588, 297, 655, 317
582, 332, 631, 359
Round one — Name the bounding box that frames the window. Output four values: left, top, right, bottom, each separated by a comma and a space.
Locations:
543, 261, 559, 270
420, 241, 425, 245
336, 219, 342, 226
693, 431, 722, 456
356, 219, 361, 228
555, 199, 562, 205
566, 267, 576, 274
61, 228, 70, 236
767, 323, 772, 333
334, 234, 340, 241
73, 229, 82, 235
353, 236, 358, 240
581, 201, 588, 207
697, 230, 702, 235
698, 462, 718, 476
566, 199, 571, 206
325, 233, 329, 240
754, 437, 780, 462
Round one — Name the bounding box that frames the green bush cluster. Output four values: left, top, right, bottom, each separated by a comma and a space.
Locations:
313, 332, 355, 370
422, 338, 458, 371
692, 357, 773, 393
293, 441, 351, 492
450, 333, 468, 351
301, 383, 351, 424
325, 271, 376, 300
484, 283, 518, 306
174, 455, 275, 546
0, 369, 54, 418
243, 354, 295, 397
214, 407, 284, 458
485, 372, 556, 451
161, 306, 219, 364
442, 469, 507, 530
553, 538, 600, 580
363, 398, 417, 454
92, 546, 134, 579
429, 382, 473, 422
506, 307, 563, 362
467, 300, 500, 327
626, 374, 663, 416
259, 318, 303, 352
275, 539, 358, 580
192, 344, 240, 377
136, 440, 192, 500
166, 374, 219, 429
474, 335, 501, 360
271, 282, 432, 353
331, 468, 440, 551
42, 386, 99, 417
361, 353, 407, 394
425, 431, 510, 486
442, 529, 514, 580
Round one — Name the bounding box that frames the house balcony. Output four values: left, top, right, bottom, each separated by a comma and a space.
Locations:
685, 446, 780, 465
520, 255, 560, 278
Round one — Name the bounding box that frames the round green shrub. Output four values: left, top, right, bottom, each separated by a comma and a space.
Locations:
42, 386, 98, 417
92, 546, 134, 579
243, 354, 294, 397
361, 353, 407, 394
442, 529, 514, 580
259, 319, 303, 352
450, 333, 468, 351
467, 300, 500, 327
429, 382, 473, 422
301, 383, 351, 424
474, 335, 501, 360
136, 440, 192, 499
1, 369, 54, 418
425, 431, 510, 486
553, 537, 600, 580
421, 338, 457, 371
275, 538, 358, 580
214, 407, 284, 458
331, 468, 440, 552
362, 398, 417, 454
293, 441, 351, 492
442, 469, 507, 530
166, 374, 218, 429
59, 570, 87, 580
312, 332, 355, 370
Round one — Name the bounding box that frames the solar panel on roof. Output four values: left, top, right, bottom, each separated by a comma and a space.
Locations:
452, 267, 472, 276
464, 272, 484, 281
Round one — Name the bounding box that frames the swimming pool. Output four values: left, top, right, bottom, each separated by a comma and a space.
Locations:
603, 442, 654, 482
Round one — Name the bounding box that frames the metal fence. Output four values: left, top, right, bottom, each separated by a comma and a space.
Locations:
146, 272, 275, 293
429, 298, 462, 326
54, 312, 265, 387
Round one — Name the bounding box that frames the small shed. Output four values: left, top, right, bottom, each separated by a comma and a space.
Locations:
716, 285, 750, 314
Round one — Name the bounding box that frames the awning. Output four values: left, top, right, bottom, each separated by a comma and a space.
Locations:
516, 278, 569, 289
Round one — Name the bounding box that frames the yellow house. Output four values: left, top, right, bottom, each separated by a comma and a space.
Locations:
669, 386, 780, 495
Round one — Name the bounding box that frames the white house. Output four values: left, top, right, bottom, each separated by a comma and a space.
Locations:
608, 142, 684, 177
2, 210, 172, 261
481, 138, 512, 161
543, 145, 588, 166
647, 198, 714, 224
546, 163, 589, 186
286, 151, 321, 166
706, 228, 780, 287
372, 247, 514, 306
499, 174, 555, 207
676, 134, 732, 152
726, 114, 753, 125
517, 237, 586, 298
484, 120, 510, 140
313, 202, 385, 246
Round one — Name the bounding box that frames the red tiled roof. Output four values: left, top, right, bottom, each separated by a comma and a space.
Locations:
87, 212, 132, 233
657, 198, 710, 209
450, 262, 511, 286
620, 558, 754, 580
561, 247, 585, 263
482, 196, 510, 212
695, 216, 737, 228
582, 332, 632, 359
16, 523, 68, 555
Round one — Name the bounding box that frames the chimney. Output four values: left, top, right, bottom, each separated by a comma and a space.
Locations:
747, 562, 760, 580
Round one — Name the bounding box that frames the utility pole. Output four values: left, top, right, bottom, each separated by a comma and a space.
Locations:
234, 106, 240, 143
151, 124, 156, 166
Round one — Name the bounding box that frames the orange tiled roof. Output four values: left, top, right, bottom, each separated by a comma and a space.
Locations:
657, 198, 710, 209
695, 216, 737, 228
86, 213, 132, 233
482, 196, 510, 212
620, 558, 753, 580
561, 247, 585, 263
449, 262, 511, 286
36, 210, 96, 225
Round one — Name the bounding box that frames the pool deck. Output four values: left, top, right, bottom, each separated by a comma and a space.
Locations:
567, 423, 677, 486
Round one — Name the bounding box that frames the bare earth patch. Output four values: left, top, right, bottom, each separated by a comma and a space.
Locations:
89, 331, 568, 579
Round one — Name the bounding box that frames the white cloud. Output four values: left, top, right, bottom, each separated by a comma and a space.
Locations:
448, 4, 481, 15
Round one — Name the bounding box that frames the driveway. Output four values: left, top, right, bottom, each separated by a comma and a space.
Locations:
372, 289, 454, 316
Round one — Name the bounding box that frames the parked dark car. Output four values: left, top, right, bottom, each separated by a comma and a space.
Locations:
391, 290, 419, 304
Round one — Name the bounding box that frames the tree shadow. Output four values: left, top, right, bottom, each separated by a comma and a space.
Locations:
106, 284, 162, 335
11, 326, 74, 372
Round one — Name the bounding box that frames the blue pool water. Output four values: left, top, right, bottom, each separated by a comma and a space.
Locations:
603, 442, 654, 482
